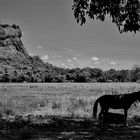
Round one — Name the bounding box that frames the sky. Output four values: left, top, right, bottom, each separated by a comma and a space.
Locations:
0, 0, 140, 70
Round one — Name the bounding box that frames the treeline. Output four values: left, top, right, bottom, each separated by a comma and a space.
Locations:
0, 55, 140, 83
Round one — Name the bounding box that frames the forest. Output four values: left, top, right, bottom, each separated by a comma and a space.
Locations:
0, 55, 140, 83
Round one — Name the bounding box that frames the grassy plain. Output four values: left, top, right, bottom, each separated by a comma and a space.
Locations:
1, 83, 140, 140
1, 82, 140, 119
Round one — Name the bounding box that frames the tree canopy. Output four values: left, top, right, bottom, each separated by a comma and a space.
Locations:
0, 54, 140, 83
72, 0, 140, 33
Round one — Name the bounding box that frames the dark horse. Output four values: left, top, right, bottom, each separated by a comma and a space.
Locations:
93, 91, 140, 126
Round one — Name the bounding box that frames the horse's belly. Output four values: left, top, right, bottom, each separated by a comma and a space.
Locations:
109, 101, 124, 109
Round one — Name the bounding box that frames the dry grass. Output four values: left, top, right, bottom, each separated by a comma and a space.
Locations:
0, 83, 140, 120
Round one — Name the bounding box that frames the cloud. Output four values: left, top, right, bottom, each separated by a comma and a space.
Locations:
110, 61, 117, 65
67, 59, 72, 63
91, 56, 99, 61
61, 63, 65, 66
41, 55, 49, 60
37, 45, 43, 49
73, 57, 77, 60
52, 55, 62, 59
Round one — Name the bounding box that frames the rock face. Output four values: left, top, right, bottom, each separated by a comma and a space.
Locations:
0, 24, 29, 58
0, 24, 30, 67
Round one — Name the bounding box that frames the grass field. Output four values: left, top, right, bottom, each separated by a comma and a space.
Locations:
1, 83, 140, 140
1, 82, 140, 119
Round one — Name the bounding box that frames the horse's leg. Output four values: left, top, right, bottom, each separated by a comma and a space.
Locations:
104, 108, 109, 125
99, 109, 104, 127
124, 109, 128, 126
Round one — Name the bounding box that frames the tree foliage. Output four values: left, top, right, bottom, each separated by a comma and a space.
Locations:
0, 53, 140, 83
72, 0, 140, 33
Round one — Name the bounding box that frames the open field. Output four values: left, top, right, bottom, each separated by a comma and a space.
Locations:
1, 83, 140, 140
1, 82, 140, 118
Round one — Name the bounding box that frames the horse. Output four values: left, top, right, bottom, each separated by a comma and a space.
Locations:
92, 91, 140, 126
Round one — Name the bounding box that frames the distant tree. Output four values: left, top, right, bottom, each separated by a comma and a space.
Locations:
0, 67, 4, 82
45, 72, 53, 82
75, 72, 87, 82
130, 65, 140, 82
82, 67, 92, 82
118, 70, 130, 82
2, 68, 11, 82
72, 0, 140, 33
90, 68, 104, 82
66, 73, 75, 82
105, 69, 118, 82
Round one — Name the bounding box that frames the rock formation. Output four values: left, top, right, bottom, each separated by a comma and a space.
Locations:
0, 24, 30, 68
0, 24, 29, 58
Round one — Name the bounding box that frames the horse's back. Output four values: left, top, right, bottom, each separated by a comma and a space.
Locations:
99, 94, 125, 109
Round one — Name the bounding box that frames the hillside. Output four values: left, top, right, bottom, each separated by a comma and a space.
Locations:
0, 24, 53, 82
0, 24, 140, 83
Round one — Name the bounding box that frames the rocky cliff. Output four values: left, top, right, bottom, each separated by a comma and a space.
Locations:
0, 24, 30, 68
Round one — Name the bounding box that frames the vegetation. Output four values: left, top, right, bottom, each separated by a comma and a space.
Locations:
1, 83, 140, 139
1, 55, 140, 83
72, 0, 140, 33
0, 82, 140, 118
1, 23, 140, 83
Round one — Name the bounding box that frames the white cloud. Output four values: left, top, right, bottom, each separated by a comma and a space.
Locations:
110, 61, 117, 65
67, 59, 72, 63
91, 56, 99, 61
73, 57, 77, 60
42, 55, 49, 60
61, 63, 65, 66
29, 53, 34, 56
52, 55, 62, 59
37, 45, 43, 49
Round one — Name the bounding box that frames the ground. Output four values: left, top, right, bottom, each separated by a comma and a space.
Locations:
1, 116, 140, 140
1, 83, 140, 139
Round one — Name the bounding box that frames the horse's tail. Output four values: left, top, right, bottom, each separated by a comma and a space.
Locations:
93, 98, 100, 119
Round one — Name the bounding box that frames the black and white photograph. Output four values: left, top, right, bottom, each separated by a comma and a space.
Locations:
0, 0, 140, 139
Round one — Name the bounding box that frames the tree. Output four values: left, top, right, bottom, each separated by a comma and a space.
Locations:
118, 70, 130, 82
2, 68, 11, 82
130, 65, 140, 82
105, 69, 118, 82
72, 0, 140, 33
